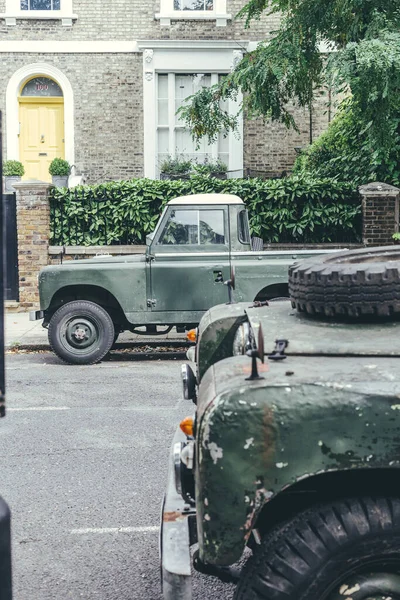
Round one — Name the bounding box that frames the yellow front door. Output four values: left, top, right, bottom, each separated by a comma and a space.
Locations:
19, 98, 65, 182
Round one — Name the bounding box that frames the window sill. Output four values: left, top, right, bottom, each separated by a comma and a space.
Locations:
0, 12, 78, 26
155, 11, 231, 26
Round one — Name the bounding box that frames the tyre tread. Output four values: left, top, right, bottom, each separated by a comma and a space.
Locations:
288, 248, 400, 318
234, 497, 400, 600
48, 300, 114, 365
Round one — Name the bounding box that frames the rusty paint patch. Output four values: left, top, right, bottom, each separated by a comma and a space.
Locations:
241, 363, 269, 376
262, 405, 276, 471
163, 511, 184, 523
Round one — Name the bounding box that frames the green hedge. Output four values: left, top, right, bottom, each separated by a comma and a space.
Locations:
293, 101, 400, 186
49, 175, 361, 246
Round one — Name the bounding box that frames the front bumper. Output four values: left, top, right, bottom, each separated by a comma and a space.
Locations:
181, 364, 196, 401
160, 427, 196, 600
29, 310, 44, 321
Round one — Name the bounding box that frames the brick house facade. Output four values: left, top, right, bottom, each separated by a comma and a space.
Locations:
0, 0, 331, 184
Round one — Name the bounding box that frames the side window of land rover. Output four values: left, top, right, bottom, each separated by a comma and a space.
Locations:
158, 209, 226, 245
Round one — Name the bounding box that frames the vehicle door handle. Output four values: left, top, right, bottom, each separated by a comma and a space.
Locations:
38, 153, 47, 156
214, 270, 223, 283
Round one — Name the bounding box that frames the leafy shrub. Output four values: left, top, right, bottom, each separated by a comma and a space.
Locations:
294, 100, 400, 186
193, 158, 228, 176
50, 175, 361, 246
159, 155, 192, 176
3, 160, 25, 176
49, 158, 71, 176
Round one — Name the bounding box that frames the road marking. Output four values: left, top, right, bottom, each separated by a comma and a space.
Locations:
70, 526, 159, 535
8, 406, 70, 411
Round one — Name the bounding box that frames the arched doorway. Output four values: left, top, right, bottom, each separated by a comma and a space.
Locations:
19, 76, 65, 182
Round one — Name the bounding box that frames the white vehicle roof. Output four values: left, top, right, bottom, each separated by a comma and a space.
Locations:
168, 193, 244, 206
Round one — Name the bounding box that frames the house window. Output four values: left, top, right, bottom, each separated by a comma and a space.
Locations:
156, 0, 229, 26
21, 0, 60, 9
21, 77, 63, 97
1, 0, 76, 25
157, 73, 229, 175
174, 0, 213, 10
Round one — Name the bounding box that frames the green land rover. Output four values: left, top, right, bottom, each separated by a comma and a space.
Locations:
30, 193, 336, 365
161, 246, 400, 600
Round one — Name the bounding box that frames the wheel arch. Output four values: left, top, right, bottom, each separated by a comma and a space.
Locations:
254, 282, 289, 302
254, 467, 400, 539
44, 284, 127, 329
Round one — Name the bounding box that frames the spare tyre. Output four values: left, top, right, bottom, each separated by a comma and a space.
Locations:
289, 245, 400, 318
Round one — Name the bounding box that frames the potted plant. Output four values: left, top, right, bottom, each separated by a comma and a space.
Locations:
159, 155, 192, 180
193, 158, 228, 179
3, 160, 25, 192
49, 158, 71, 187
393, 233, 400, 245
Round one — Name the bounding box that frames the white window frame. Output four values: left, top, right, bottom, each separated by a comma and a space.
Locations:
157, 72, 225, 171
155, 0, 230, 26
1, 0, 77, 26
138, 41, 246, 179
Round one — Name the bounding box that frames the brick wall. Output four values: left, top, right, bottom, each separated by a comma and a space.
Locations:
0, 53, 144, 183
0, 0, 332, 181
244, 91, 332, 176
0, 49, 322, 182
0, 0, 279, 41
360, 183, 400, 246
13, 181, 52, 308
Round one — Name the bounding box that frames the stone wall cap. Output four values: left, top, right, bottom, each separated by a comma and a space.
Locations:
359, 181, 400, 194
12, 180, 55, 189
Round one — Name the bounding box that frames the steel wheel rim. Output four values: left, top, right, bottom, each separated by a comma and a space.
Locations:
62, 316, 100, 354
325, 562, 400, 600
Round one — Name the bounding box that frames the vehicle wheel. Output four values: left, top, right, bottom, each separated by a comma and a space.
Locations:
48, 301, 114, 365
234, 497, 400, 600
111, 330, 120, 348
289, 246, 400, 317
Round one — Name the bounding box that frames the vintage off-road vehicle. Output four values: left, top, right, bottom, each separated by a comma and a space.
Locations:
161, 246, 400, 600
30, 193, 335, 365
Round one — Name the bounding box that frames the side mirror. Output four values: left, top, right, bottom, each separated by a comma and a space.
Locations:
146, 232, 155, 246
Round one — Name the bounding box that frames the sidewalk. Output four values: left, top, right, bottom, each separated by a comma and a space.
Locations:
4, 312, 187, 350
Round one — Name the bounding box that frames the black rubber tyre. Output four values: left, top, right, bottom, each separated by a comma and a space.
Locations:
289, 246, 400, 318
48, 300, 114, 365
111, 330, 120, 349
234, 497, 400, 600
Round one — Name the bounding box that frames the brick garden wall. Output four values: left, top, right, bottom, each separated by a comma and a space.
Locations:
13, 182, 52, 308
10, 179, 398, 308
361, 183, 400, 246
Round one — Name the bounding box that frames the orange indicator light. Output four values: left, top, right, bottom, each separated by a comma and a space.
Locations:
179, 416, 194, 437
186, 329, 197, 343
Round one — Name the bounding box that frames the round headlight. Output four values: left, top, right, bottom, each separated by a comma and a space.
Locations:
233, 322, 252, 356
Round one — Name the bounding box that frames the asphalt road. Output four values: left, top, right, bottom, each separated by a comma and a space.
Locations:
1, 352, 236, 600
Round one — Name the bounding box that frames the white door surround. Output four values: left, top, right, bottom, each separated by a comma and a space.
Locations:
6, 63, 74, 170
